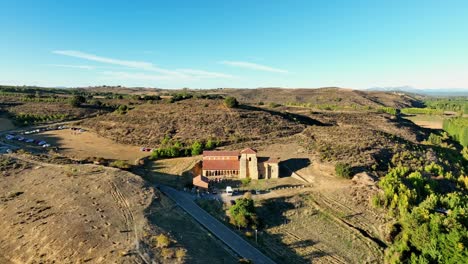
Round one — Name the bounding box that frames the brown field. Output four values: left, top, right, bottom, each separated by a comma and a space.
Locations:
403, 114, 445, 129
29, 129, 149, 162
0, 154, 155, 263
209, 87, 420, 108
80, 98, 311, 147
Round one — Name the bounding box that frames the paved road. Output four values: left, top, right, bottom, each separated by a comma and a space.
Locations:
159, 185, 276, 264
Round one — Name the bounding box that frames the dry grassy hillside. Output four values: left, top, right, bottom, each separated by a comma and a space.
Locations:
80, 98, 317, 147
0, 154, 155, 263
296, 110, 429, 171
210, 87, 420, 108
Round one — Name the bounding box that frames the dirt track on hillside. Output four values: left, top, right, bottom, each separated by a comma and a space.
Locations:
0, 154, 154, 263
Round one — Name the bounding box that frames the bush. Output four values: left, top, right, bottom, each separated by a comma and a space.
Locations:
161, 248, 175, 259
224, 96, 239, 108
175, 248, 186, 261
69, 95, 86, 107
229, 198, 258, 229
241, 177, 251, 187
155, 234, 171, 248
335, 162, 352, 178
109, 160, 131, 170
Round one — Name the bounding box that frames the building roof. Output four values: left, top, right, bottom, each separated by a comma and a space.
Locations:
203, 150, 240, 157
264, 157, 280, 164
240, 148, 257, 154
193, 175, 209, 189
203, 160, 240, 170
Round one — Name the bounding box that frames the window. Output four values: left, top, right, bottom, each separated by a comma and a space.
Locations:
248, 157, 252, 161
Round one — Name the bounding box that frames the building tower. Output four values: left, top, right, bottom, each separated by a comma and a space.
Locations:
239, 148, 258, 179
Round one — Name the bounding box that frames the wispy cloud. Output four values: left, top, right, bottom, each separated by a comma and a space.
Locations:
53, 50, 235, 80
101, 71, 173, 81
47, 64, 95, 70
220, 60, 288, 73
176, 69, 235, 79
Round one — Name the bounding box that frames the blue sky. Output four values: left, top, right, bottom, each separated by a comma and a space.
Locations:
1, 0, 468, 89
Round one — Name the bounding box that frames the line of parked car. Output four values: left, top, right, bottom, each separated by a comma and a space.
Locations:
5, 134, 51, 147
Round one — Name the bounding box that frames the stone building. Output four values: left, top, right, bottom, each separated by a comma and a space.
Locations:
202, 148, 279, 179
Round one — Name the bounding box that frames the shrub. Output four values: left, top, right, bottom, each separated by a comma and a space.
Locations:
161, 248, 175, 259
335, 162, 352, 178
155, 234, 171, 248
268, 102, 281, 108
69, 95, 86, 107
241, 177, 251, 187
109, 160, 131, 170
224, 96, 239, 108
115, 104, 128, 114
175, 248, 186, 261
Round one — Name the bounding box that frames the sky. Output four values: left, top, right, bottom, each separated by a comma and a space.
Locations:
1, 0, 468, 90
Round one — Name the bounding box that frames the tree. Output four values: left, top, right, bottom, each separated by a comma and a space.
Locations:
191, 140, 203, 156
335, 162, 352, 178
69, 95, 86, 107
228, 198, 258, 229
224, 96, 239, 108
205, 139, 216, 150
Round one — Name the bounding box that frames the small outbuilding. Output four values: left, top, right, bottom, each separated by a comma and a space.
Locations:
193, 175, 209, 189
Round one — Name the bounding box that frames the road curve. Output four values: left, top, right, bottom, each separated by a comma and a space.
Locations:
159, 185, 276, 264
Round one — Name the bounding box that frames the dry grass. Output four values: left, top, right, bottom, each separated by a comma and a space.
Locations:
80, 98, 309, 147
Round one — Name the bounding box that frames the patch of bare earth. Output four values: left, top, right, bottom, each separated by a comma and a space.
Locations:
254, 161, 387, 263
29, 129, 149, 162
0, 154, 155, 263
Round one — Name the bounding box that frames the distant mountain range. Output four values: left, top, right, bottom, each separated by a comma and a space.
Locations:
367, 86, 468, 96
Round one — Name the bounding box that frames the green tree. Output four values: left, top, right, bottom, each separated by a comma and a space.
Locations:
69, 95, 86, 107
229, 198, 258, 229
224, 96, 239, 108
335, 162, 352, 178
191, 141, 203, 156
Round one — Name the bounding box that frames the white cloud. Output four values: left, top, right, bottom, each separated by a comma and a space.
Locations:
220, 60, 288, 73
53, 50, 235, 80
101, 71, 174, 81
176, 69, 235, 79
47, 64, 95, 70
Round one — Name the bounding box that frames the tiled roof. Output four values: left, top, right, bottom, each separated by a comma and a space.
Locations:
240, 148, 257, 154
203, 150, 239, 157
193, 175, 209, 188
203, 160, 240, 170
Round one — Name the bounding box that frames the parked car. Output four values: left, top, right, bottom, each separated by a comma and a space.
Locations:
140, 147, 152, 152
37, 141, 47, 146
25, 138, 34, 143
226, 186, 233, 196
16, 136, 25, 141
42, 144, 51, 148
5, 135, 14, 140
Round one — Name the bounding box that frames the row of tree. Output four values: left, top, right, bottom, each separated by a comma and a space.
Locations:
150, 136, 221, 159
443, 117, 468, 147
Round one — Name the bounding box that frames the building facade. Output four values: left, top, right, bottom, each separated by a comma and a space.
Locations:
202, 148, 279, 179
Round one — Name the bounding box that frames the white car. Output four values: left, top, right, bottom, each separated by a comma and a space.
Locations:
16, 136, 25, 141
226, 186, 233, 196
42, 144, 51, 148
38, 141, 47, 146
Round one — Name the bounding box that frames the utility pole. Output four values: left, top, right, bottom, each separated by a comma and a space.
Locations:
255, 229, 258, 244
